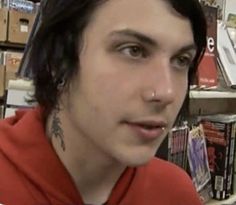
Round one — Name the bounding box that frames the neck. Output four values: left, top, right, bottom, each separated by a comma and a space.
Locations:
46, 107, 126, 204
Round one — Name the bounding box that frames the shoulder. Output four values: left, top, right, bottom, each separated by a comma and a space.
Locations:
0, 107, 59, 204
133, 158, 203, 204
141, 157, 192, 186
0, 107, 44, 135
0, 107, 46, 173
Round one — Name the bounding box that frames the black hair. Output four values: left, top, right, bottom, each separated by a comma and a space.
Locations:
169, 0, 207, 121
29, 0, 206, 114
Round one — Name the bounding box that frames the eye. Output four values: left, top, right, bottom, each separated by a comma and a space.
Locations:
118, 44, 147, 59
172, 55, 192, 71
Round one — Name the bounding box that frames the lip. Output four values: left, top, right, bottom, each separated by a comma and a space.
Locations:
124, 119, 167, 140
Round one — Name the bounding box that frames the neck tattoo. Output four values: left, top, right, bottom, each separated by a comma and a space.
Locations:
51, 109, 66, 151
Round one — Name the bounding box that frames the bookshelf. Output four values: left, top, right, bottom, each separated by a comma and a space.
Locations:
0, 0, 39, 119
189, 94, 236, 115
0, 42, 25, 49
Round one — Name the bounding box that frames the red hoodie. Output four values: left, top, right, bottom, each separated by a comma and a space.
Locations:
0, 108, 203, 205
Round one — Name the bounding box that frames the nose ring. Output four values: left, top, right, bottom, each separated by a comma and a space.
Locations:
151, 91, 156, 98
141, 89, 159, 101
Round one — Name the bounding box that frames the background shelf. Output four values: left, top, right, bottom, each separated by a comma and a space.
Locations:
190, 90, 236, 99
206, 193, 236, 205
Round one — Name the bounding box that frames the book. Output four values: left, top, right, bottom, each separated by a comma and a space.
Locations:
231, 122, 236, 195
227, 122, 236, 196
200, 115, 236, 200
217, 23, 236, 88
197, 5, 218, 89
188, 125, 211, 192
187, 125, 212, 203
167, 124, 189, 171
227, 27, 236, 52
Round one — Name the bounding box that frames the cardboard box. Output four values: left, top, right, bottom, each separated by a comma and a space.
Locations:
2, 51, 23, 70
5, 69, 17, 89
8, 9, 35, 44
0, 8, 8, 42
0, 51, 23, 89
0, 65, 5, 97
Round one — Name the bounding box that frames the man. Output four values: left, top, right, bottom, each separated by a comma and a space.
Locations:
0, 0, 207, 204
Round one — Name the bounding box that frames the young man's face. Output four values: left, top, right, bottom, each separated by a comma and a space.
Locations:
63, 0, 196, 166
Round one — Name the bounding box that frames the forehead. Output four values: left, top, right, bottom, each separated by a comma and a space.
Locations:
85, 0, 194, 48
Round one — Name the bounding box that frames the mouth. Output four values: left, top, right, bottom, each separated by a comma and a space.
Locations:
123, 120, 167, 140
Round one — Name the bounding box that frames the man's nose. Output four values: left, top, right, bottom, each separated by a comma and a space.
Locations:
141, 60, 175, 107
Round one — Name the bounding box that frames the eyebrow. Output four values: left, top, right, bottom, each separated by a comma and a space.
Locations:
109, 29, 158, 47
109, 28, 197, 53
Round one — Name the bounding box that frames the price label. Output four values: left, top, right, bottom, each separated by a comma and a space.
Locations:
20, 25, 28, 33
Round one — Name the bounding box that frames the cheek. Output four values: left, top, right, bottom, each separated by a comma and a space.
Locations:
76, 74, 124, 122
91, 80, 129, 121
80, 69, 132, 116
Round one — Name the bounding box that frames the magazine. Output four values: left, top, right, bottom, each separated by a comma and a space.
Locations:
188, 125, 211, 191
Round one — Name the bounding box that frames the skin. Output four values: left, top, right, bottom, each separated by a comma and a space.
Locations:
47, 0, 197, 203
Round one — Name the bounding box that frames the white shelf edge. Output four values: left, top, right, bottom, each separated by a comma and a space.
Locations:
206, 194, 236, 205
8, 79, 34, 91
190, 90, 236, 99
